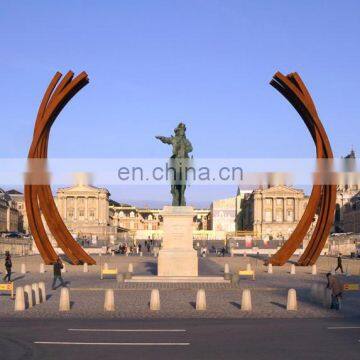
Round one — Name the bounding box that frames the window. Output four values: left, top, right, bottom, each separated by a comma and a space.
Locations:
79, 210, 85, 217
286, 210, 294, 222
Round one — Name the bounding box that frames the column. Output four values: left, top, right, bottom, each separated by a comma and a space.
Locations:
74, 197, 78, 220
283, 197, 287, 222
85, 196, 88, 221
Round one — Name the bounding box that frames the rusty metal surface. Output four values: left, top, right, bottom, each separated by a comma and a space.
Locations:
24, 71, 96, 265
268, 72, 336, 266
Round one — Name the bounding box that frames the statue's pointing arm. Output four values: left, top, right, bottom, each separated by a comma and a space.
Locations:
155, 135, 173, 145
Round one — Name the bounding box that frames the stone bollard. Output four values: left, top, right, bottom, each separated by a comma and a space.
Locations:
116, 274, 124, 283
103, 262, 109, 270
268, 263, 273, 274
104, 289, 115, 311
32, 283, 40, 305
241, 289, 252, 311
311, 264, 317, 275
224, 263, 230, 274
40, 263, 45, 274
39, 282, 46, 303
128, 263, 133, 273
244, 252, 247, 257
21, 263, 26, 274
140, 251, 143, 257
61, 263, 67, 273
196, 289, 206, 311
83, 263, 88, 273
111, 251, 115, 257
150, 289, 160, 311
322, 288, 332, 308
290, 264, 296, 275
24, 285, 33, 308
59, 287, 70, 311
15, 287, 25, 311
287, 289, 297, 311
246, 263, 251, 272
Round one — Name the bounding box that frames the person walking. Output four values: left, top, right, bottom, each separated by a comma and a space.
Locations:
3, 251, 12, 283
335, 254, 344, 273
52, 257, 65, 290
326, 273, 343, 310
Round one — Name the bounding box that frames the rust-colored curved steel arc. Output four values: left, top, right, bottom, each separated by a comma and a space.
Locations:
25, 71, 96, 265
268, 72, 336, 266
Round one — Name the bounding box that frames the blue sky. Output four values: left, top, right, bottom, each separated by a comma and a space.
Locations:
1, 1, 359, 206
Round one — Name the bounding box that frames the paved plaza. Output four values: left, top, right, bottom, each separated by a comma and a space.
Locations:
1, 254, 359, 320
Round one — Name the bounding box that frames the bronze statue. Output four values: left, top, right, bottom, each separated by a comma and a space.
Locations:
156, 123, 193, 206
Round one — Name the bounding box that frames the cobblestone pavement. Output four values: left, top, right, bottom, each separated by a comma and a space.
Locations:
0, 254, 359, 319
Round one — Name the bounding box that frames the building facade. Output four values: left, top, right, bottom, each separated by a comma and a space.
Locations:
240, 185, 310, 240
0, 189, 20, 233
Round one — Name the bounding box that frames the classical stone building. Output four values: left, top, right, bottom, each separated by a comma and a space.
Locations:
209, 191, 247, 233
0, 189, 20, 233
55, 182, 117, 240
240, 185, 310, 240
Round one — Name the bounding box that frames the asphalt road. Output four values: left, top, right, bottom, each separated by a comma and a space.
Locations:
1, 317, 359, 360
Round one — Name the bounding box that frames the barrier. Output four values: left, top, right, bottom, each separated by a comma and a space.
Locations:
241, 289, 252, 311
0, 282, 14, 299
14, 287, 25, 311
238, 270, 255, 280
196, 289, 206, 311
101, 267, 118, 280
344, 283, 360, 291
150, 289, 160, 311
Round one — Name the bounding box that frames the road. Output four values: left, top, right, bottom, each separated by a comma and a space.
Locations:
1, 317, 360, 360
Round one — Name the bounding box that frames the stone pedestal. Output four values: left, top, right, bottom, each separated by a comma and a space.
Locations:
158, 206, 198, 277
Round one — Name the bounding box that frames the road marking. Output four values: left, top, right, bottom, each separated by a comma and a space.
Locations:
327, 327, 360, 330
35, 342, 190, 346
68, 329, 186, 332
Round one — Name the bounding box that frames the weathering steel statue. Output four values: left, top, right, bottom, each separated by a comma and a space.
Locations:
156, 122, 193, 206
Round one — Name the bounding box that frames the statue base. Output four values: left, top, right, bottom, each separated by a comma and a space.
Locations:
158, 206, 198, 277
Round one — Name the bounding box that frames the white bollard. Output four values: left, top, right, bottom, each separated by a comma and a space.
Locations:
268, 263, 273, 274
104, 289, 115, 311
14, 287, 25, 311
21, 263, 26, 274
140, 251, 143, 257
39, 282, 46, 303
103, 262, 109, 270
128, 263, 133, 273
246, 263, 252, 272
24, 284, 33, 308
241, 289, 252, 311
224, 263, 230, 274
244, 252, 247, 257
111, 251, 115, 257
290, 264, 296, 275
31, 283, 40, 305
83, 263, 88, 273
196, 289, 206, 311
287, 289, 297, 311
40, 263, 45, 274
61, 263, 67, 273
150, 289, 160, 311
59, 287, 70, 311
311, 264, 317, 275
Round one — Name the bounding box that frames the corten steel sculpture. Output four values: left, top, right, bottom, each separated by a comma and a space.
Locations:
268, 72, 337, 266
24, 71, 96, 265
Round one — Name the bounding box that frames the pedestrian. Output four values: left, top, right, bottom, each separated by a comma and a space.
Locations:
335, 253, 344, 273
326, 272, 343, 310
52, 257, 65, 290
3, 251, 12, 283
